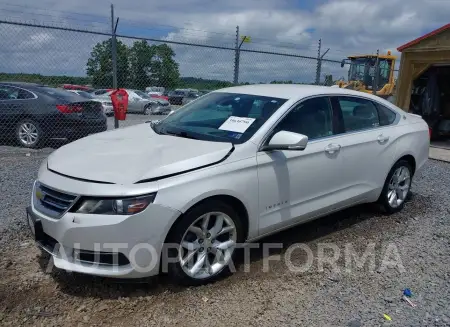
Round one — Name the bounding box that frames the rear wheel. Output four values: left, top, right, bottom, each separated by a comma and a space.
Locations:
378, 160, 412, 214
16, 119, 42, 148
165, 200, 244, 286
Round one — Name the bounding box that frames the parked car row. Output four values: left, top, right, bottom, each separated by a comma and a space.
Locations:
167, 89, 208, 105
0, 81, 180, 148
69, 88, 172, 116
0, 82, 107, 148
67, 90, 113, 116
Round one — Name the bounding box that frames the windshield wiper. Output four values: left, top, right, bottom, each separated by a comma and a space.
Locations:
164, 130, 199, 140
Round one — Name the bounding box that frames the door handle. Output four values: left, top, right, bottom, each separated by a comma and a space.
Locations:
377, 134, 390, 144
324, 143, 341, 154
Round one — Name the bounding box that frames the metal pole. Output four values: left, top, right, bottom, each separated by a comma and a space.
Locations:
373, 49, 379, 95
315, 39, 322, 85
317, 47, 330, 86
111, 4, 119, 128
233, 26, 240, 85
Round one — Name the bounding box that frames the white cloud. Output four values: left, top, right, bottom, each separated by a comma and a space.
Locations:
0, 0, 448, 83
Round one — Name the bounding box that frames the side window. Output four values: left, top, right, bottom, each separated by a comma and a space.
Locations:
0, 86, 17, 100
274, 97, 333, 140
18, 88, 35, 99
338, 97, 380, 132
376, 103, 397, 126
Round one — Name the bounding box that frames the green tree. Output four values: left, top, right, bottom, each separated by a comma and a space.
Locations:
129, 40, 153, 89
86, 38, 129, 88
147, 44, 180, 89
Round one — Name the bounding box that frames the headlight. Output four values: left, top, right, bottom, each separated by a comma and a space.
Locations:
102, 101, 112, 106
72, 193, 156, 215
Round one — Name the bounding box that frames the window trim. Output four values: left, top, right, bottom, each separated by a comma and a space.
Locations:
0, 84, 38, 101
258, 93, 403, 151
374, 101, 399, 126
258, 95, 337, 151
332, 95, 401, 135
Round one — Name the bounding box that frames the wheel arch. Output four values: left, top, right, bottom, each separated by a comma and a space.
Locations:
164, 194, 250, 244
395, 154, 416, 176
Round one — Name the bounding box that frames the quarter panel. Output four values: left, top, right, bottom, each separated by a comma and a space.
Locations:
392, 121, 429, 173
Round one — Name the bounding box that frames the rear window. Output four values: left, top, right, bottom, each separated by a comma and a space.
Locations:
376, 103, 397, 126
38, 87, 83, 101
76, 91, 94, 99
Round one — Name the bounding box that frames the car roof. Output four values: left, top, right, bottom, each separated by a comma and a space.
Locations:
215, 84, 388, 102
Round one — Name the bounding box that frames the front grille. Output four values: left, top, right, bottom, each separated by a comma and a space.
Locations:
34, 182, 78, 219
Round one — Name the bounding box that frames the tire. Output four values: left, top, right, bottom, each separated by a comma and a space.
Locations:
164, 200, 244, 286
144, 104, 156, 115
15, 119, 42, 148
378, 160, 413, 214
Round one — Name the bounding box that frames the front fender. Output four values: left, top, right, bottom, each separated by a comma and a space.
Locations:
155, 155, 260, 239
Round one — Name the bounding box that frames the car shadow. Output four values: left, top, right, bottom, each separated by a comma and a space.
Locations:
42, 195, 416, 300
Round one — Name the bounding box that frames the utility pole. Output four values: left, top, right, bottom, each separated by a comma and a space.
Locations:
233, 26, 240, 85
111, 4, 119, 128
315, 39, 329, 85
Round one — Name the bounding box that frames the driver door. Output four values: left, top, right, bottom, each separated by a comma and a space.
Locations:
256, 96, 349, 236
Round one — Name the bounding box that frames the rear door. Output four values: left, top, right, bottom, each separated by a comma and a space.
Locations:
331, 95, 400, 200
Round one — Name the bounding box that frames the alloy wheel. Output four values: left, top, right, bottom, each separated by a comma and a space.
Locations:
387, 166, 411, 208
179, 212, 237, 279
18, 122, 39, 146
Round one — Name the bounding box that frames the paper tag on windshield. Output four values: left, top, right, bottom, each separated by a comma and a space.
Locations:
218, 116, 256, 133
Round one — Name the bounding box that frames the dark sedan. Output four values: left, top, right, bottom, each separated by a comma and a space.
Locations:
0, 82, 107, 148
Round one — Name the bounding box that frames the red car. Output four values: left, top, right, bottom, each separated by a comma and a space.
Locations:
62, 84, 94, 92
150, 94, 169, 101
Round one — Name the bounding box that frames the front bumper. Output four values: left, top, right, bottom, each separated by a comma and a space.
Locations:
153, 105, 172, 114
28, 184, 181, 278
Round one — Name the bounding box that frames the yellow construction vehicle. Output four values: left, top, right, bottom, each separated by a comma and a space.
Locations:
334, 51, 397, 98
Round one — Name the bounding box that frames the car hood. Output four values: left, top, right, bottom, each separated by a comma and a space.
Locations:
47, 124, 233, 185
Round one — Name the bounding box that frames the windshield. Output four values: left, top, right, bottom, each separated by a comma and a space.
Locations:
134, 90, 151, 99
348, 57, 392, 91
153, 92, 287, 144
348, 58, 375, 81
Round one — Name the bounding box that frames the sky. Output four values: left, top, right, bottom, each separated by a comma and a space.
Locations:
0, 0, 448, 84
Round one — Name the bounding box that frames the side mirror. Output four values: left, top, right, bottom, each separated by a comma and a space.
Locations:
261, 131, 308, 151
340, 59, 346, 68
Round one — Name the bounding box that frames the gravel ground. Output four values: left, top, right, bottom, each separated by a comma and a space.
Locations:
0, 154, 449, 326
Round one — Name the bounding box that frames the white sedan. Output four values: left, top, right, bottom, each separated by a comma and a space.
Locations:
27, 85, 429, 285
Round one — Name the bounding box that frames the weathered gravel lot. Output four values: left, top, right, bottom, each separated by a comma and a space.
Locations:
0, 155, 449, 327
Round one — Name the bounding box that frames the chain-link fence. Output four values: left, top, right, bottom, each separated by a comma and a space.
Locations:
0, 15, 397, 150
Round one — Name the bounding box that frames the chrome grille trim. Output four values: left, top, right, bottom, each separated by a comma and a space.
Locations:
33, 181, 79, 219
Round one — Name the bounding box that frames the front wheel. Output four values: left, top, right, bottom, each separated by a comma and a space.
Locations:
378, 160, 413, 214
143, 104, 156, 115
165, 200, 244, 286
